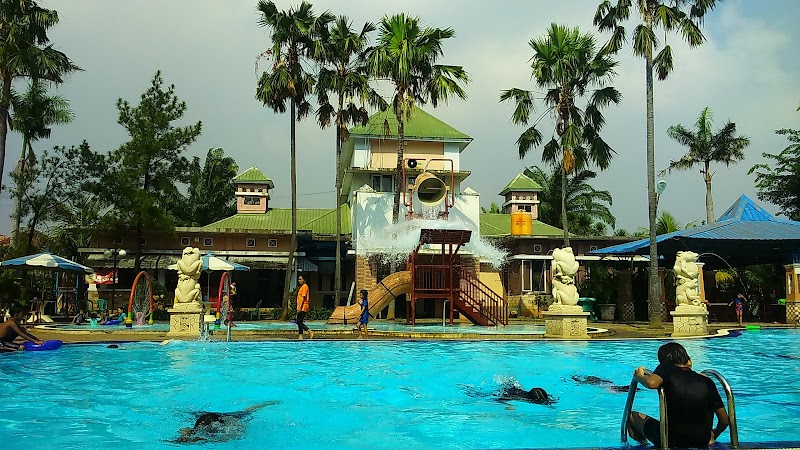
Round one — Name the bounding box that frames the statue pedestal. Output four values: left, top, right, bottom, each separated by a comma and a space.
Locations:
670, 305, 709, 337
544, 304, 590, 339
167, 302, 204, 338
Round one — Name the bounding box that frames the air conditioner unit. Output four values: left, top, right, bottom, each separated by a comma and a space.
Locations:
589, 245, 599, 251
533, 244, 543, 253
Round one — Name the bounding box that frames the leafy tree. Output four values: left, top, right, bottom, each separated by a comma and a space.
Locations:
749, 121, 800, 220
256, 0, 333, 319
501, 24, 620, 245
481, 202, 502, 214
0, 0, 78, 200
185, 148, 238, 227
315, 15, 386, 307
96, 71, 202, 272
524, 165, 615, 236
9, 143, 85, 254
366, 13, 469, 224
660, 107, 750, 224
10, 79, 73, 239
594, 0, 720, 327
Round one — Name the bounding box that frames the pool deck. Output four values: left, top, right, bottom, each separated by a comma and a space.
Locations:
28, 319, 798, 344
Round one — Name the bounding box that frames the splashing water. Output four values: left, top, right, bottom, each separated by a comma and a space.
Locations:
355, 217, 508, 268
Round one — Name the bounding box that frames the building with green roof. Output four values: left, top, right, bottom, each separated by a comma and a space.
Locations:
498, 172, 542, 215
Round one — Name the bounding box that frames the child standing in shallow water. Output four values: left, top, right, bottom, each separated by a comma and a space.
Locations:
728, 293, 746, 325
356, 290, 369, 338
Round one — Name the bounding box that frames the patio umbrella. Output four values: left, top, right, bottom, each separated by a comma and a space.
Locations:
1, 252, 94, 322
168, 253, 251, 272
0, 252, 94, 274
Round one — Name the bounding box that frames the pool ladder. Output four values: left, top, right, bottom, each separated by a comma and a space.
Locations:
620, 369, 739, 448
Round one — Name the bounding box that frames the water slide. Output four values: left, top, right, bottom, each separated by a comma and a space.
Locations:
327, 271, 412, 324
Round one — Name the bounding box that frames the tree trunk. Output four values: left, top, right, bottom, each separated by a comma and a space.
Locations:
12, 136, 29, 244
645, 21, 662, 328
561, 166, 570, 247
392, 100, 405, 224
1, 75, 12, 243
704, 161, 714, 224
280, 98, 298, 321
334, 102, 343, 307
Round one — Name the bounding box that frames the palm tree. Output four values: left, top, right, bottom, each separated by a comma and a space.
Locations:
315, 16, 386, 308
660, 107, 750, 224
366, 14, 469, 224
256, 1, 332, 319
524, 165, 616, 235
0, 1, 78, 206
10, 79, 73, 239
594, 0, 720, 328
501, 24, 620, 246
634, 211, 686, 237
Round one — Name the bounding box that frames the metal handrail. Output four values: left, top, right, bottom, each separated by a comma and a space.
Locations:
701, 369, 739, 448
620, 375, 668, 449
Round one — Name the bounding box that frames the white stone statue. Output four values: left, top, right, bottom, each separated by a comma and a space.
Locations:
174, 247, 203, 306
551, 247, 580, 306
674, 251, 701, 307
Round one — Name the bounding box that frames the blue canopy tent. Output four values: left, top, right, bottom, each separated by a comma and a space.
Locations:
589, 195, 800, 269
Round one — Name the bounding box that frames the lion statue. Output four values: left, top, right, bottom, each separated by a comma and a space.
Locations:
674, 251, 701, 306
174, 247, 203, 305
551, 247, 580, 306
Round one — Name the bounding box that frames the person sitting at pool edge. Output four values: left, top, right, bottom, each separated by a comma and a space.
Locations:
628, 342, 729, 448
0, 308, 45, 352
115, 307, 127, 323
99, 309, 110, 324
71, 309, 86, 324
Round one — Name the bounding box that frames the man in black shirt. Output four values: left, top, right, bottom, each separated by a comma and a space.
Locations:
628, 342, 730, 448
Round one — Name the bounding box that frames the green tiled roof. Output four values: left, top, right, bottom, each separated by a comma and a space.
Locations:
479, 213, 563, 237
350, 106, 471, 141
499, 173, 542, 195
234, 167, 273, 185
202, 205, 351, 235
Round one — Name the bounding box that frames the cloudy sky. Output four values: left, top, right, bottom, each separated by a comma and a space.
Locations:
2, 0, 798, 234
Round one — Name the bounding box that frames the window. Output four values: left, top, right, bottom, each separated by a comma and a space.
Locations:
371, 174, 393, 192
246, 238, 256, 248
180, 237, 190, 246
113, 237, 124, 245
533, 244, 542, 253
140, 237, 147, 246
268, 239, 278, 248
521, 260, 546, 293
521, 205, 532, 212
244, 196, 261, 205
203, 237, 213, 247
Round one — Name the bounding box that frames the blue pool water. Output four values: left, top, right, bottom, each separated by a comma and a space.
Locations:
1, 329, 798, 449
47, 321, 550, 334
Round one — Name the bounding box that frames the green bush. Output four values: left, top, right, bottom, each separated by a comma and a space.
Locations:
579, 262, 618, 304
306, 306, 334, 320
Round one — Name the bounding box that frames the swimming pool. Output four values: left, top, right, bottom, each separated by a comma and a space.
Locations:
1, 329, 797, 449
44, 321, 554, 334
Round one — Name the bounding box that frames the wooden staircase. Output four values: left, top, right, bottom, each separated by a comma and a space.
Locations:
454, 267, 508, 326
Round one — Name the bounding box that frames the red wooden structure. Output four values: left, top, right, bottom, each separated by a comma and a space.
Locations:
407, 229, 508, 326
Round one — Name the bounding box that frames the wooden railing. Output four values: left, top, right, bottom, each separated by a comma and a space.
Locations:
413, 264, 456, 293
456, 267, 508, 326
